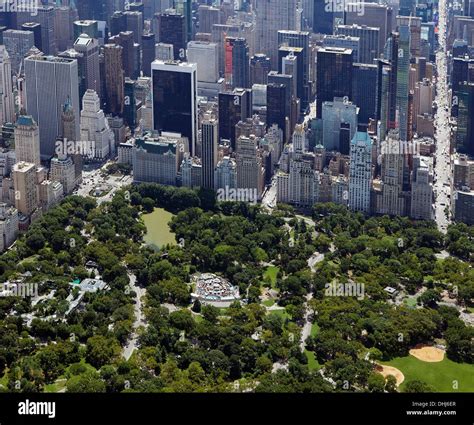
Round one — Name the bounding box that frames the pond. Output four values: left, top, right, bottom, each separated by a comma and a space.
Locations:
142, 208, 177, 249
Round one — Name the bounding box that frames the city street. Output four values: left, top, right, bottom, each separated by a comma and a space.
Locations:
433, 0, 452, 233
75, 161, 133, 205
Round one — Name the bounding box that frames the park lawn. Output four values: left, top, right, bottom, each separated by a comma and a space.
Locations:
263, 266, 279, 289
404, 297, 418, 308
268, 308, 291, 321
263, 299, 275, 307
44, 378, 67, 393
310, 322, 320, 337
305, 350, 321, 371
0, 370, 8, 389
382, 355, 474, 392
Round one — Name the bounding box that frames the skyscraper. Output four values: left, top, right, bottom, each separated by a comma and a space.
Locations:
313, 0, 333, 35
410, 156, 433, 220
232, 38, 250, 89
73, 34, 101, 100
201, 119, 218, 190
267, 83, 287, 138
349, 131, 373, 213
250, 54, 271, 85
156, 13, 187, 61
396, 24, 411, 142
34, 6, 56, 56
21, 22, 42, 52
12, 161, 37, 216
14, 116, 40, 166
336, 24, 380, 65
3, 30, 35, 74
141, 33, 156, 77
24, 55, 80, 158
218, 88, 252, 149
456, 82, 474, 156
152, 60, 197, 154
104, 44, 125, 116
255, 0, 297, 69
80, 89, 115, 160
322, 97, 359, 152
236, 135, 265, 200
316, 47, 353, 118
0, 46, 14, 126
352, 63, 378, 125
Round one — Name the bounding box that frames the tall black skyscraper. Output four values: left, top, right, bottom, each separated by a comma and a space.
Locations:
152, 60, 197, 154
141, 33, 156, 77
156, 13, 187, 61
352, 63, 378, 124
218, 88, 252, 150
267, 83, 287, 136
456, 82, 474, 156
77, 0, 107, 22
313, 0, 333, 35
232, 38, 250, 89
452, 56, 474, 117
316, 47, 353, 118
250, 54, 271, 85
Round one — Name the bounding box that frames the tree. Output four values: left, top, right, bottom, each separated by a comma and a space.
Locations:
85, 336, 120, 369
367, 372, 386, 392
191, 299, 201, 313
142, 198, 155, 213
385, 375, 398, 393
418, 289, 441, 308
67, 370, 106, 393
404, 380, 434, 393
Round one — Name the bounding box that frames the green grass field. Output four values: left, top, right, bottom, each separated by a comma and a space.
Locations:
268, 308, 290, 321
263, 299, 275, 307
263, 266, 280, 289
382, 355, 474, 392
305, 350, 321, 370
310, 322, 320, 337
44, 378, 67, 393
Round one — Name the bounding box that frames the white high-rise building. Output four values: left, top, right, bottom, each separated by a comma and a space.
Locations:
410, 156, 434, 220
187, 41, 219, 84
255, 0, 297, 69
348, 131, 373, 213
50, 155, 77, 195
0, 46, 15, 126
292, 124, 307, 154
0, 203, 18, 252
14, 116, 41, 166
24, 55, 80, 158
80, 90, 115, 160
12, 162, 38, 216
379, 130, 407, 216
288, 155, 319, 207
236, 135, 265, 200
215, 156, 237, 191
